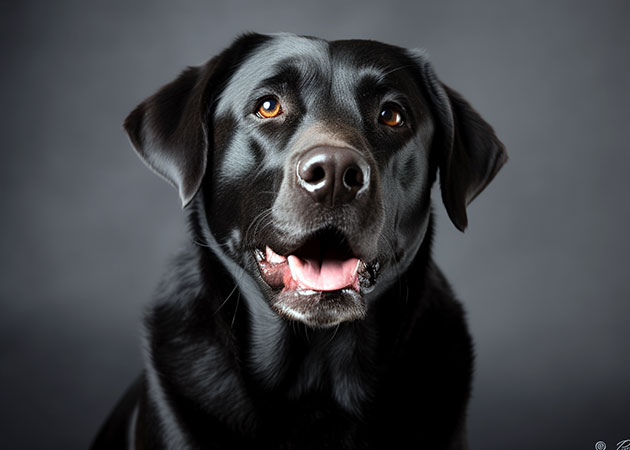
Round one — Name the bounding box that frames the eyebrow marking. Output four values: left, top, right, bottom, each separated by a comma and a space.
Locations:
216, 35, 330, 117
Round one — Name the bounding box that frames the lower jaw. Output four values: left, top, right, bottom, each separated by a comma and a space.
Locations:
269, 288, 366, 329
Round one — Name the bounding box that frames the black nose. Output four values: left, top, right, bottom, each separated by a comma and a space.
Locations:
296, 146, 370, 206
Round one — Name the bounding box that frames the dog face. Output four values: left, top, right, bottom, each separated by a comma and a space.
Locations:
124, 33, 506, 328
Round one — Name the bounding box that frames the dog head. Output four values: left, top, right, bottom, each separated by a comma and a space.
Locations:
124, 33, 506, 328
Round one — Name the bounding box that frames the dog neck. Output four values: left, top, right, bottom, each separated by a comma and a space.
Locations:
143, 196, 434, 432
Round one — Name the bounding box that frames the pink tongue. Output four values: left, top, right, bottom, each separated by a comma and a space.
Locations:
287, 254, 360, 291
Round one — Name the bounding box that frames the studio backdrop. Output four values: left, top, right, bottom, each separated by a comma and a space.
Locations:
1, 1, 628, 449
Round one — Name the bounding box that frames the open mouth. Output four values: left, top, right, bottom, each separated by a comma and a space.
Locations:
254, 229, 374, 293
253, 229, 378, 327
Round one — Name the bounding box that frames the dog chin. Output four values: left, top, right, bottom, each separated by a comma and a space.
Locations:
270, 288, 366, 328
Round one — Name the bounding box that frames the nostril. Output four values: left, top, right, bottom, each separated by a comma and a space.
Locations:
299, 160, 328, 185
309, 166, 326, 183
342, 166, 364, 189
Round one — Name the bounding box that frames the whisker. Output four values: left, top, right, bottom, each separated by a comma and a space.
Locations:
231, 291, 241, 328
304, 323, 311, 344
378, 231, 405, 299
214, 281, 240, 315
326, 323, 341, 345
244, 208, 274, 245
192, 238, 210, 248
380, 64, 415, 78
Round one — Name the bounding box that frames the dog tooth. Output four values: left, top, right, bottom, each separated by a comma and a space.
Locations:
353, 259, 361, 276
265, 246, 287, 264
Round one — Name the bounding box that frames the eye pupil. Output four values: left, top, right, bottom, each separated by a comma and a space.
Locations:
256, 97, 282, 118
379, 106, 404, 127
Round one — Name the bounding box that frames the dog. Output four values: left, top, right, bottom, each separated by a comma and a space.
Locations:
91, 32, 507, 449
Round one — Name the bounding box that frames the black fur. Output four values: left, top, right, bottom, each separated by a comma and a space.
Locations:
92, 32, 507, 449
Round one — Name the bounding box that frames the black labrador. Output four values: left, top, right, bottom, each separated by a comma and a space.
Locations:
92, 32, 507, 449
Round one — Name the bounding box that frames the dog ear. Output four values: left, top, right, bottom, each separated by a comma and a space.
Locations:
124, 64, 210, 207
410, 51, 508, 231
123, 34, 271, 206
123, 56, 226, 207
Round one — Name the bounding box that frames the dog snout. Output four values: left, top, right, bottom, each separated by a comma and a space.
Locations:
296, 146, 370, 207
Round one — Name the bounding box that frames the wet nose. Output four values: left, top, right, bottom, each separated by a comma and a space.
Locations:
296, 146, 370, 206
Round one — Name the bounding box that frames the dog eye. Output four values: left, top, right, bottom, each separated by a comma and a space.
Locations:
256, 97, 283, 119
378, 105, 404, 127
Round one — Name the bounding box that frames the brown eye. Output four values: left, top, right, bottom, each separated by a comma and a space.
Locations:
256, 97, 282, 118
379, 105, 404, 127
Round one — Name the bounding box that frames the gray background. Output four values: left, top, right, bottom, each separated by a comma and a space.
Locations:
1, 0, 628, 449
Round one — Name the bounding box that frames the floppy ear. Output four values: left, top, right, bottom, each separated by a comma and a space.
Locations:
410, 51, 508, 231
123, 57, 222, 207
